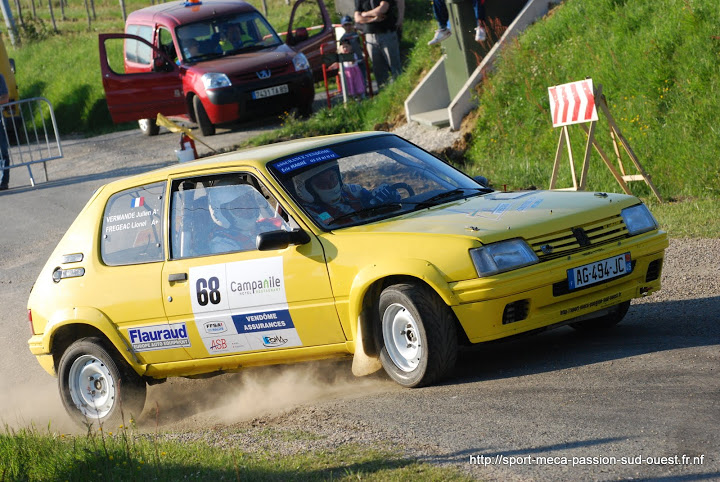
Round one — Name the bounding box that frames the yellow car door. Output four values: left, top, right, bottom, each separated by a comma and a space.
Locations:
160, 171, 346, 361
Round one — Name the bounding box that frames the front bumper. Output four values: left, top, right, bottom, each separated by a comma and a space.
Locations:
203, 71, 314, 124
450, 232, 668, 343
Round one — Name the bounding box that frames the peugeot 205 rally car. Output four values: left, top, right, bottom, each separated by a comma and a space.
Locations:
27, 132, 668, 425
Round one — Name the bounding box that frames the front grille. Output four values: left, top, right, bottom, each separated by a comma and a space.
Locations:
502, 299, 530, 324
527, 214, 628, 262
232, 65, 291, 83
646, 259, 662, 282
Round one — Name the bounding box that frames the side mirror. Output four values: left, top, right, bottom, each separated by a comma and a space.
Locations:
153, 56, 173, 73
256, 229, 311, 251
8, 58, 15, 75
287, 27, 309, 46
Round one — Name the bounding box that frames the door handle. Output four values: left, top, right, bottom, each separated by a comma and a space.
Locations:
168, 272, 187, 282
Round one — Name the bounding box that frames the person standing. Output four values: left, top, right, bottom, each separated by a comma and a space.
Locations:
354, 0, 402, 89
0, 73, 9, 191
428, 0, 487, 46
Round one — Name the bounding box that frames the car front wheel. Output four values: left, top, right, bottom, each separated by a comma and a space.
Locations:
377, 283, 457, 388
193, 96, 216, 136
58, 337, 146, 427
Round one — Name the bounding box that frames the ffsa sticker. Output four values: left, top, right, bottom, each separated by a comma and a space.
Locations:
189, 257, 303, 355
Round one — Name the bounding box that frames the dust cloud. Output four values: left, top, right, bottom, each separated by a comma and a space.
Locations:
143, 359, 392, 430
0, 359, 392, 434
0, 376, 77, 433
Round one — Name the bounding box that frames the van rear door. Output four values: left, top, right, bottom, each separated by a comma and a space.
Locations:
99, 33, 186, 123
285, 0, 334, 82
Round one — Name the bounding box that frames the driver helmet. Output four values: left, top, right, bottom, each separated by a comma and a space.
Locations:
207, 181, 263, 231
292, 161, 343, 204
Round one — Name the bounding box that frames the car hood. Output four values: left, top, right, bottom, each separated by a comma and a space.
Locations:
189, 44, 296, 76
338, 190, 640, 244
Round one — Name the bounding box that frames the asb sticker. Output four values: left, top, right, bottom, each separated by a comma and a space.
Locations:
189, 257, 303, 355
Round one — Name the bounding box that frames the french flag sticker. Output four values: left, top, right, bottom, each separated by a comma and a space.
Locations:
130, 197, 145, 208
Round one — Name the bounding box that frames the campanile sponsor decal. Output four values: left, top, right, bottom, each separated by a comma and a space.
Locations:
189, 257, 303, 355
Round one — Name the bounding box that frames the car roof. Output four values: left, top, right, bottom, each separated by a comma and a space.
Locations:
126, 0, 258, 28
101, 131, 392, 193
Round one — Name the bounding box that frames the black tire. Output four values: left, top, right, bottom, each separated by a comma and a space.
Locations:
58, 337, 146, 427
376, 283, 457, 388
193, 96, 216, 136
570, 300, 631, 332
138, 118, 160, 136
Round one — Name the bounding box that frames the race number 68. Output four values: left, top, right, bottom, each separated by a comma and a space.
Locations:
196, 277, 221, 306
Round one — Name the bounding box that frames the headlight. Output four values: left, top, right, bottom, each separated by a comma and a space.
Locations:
292, 53, 310, 72
621, 204, 658, 235
201, 73, 231, 90
469, 239, 539, 277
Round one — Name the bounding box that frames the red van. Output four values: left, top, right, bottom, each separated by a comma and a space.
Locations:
99, 0, 334, 136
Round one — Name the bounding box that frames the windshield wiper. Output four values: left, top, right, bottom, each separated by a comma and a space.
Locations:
326, 202, 403, 226
412, 187, 491, 210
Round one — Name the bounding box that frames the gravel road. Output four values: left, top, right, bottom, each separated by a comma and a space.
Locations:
0, 121, 717, 481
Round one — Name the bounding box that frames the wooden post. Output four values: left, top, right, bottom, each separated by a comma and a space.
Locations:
597, 93, 662, 202
47, 0, 57, 32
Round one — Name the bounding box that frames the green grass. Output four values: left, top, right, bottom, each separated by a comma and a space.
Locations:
464, 0, 720, 203
0, 424, 471, 481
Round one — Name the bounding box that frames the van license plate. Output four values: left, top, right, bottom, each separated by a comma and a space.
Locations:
567, 253, 632, 290
252, 84, 289, 99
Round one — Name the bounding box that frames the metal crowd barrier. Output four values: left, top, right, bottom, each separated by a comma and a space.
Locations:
1, 97, 63, 187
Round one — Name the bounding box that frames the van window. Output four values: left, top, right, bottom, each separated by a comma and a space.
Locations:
177, 13, 282, 63
101, 182, 165, 265
158, 27, 176, 62
126, 24, 153, 64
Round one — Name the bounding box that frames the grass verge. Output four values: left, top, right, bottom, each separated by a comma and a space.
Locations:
0, 424, 470, 481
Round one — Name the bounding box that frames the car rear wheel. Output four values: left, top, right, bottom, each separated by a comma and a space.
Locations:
193, 96, 216, 136
58, 337, 146, 427
138, 118, 160, 136
377, 283, 457, 388
570, 300, 631, 332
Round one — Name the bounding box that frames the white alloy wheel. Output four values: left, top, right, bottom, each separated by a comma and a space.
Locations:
67, 354, 117, 419
382, 302, 423, 372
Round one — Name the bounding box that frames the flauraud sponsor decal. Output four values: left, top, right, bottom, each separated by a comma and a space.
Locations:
129, 323, 191, 351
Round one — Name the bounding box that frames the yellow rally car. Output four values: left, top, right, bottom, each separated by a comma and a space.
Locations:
27, 132, 667, 425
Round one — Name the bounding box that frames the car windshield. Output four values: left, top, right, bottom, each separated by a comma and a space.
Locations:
177, 12, 282, 63
267, 135, 491, 229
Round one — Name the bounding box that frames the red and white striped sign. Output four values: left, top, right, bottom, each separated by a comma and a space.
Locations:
548, 79, 598, 128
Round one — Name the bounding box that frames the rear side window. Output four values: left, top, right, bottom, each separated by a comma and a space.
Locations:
126, 24, 153, 64
101, 182, 165, 266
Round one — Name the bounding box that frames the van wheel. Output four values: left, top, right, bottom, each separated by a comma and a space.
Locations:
377, 283, 457, 388
193, 96, 216, 136
570, 301, 631, 332
58, 337, 146, 427
138, 118, 160, 136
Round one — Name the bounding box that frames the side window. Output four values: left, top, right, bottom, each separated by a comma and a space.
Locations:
157, 27, 176, 62
288, 0, 327, 41
126, 24, 153, 65
101, 182, 165, 266
170, 174, 297, 259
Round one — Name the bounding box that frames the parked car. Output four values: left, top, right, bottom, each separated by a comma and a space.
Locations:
98, 0, 334, 136
27, 132, 668, 426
